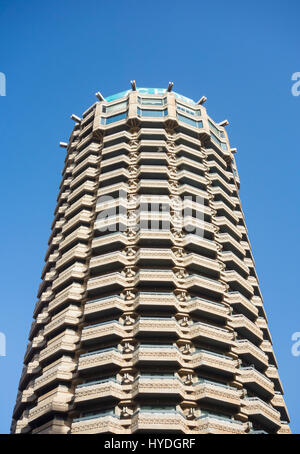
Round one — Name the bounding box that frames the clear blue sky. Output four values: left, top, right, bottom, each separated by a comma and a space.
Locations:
0, 0, 299, 434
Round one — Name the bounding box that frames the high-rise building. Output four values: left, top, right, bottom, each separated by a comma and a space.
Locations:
11, 84, 290, 434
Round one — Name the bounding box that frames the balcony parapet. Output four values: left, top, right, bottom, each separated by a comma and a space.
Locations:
242, 397, 281, 430
28, 386, 73, 424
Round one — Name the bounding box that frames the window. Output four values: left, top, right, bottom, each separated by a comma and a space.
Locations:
177, 113, 203, 128
208, 119, 226, 139
210, 132, 228, 151
137, 107, 168, 117
100, 112, 127, 125
102, 100, 128, 114
177, 103, 201, 117
138, 97, 167, 106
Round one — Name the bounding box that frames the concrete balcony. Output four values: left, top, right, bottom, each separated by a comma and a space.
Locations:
70, 167, 98, 190
87, 272, 129, 294
31, 417, 71, 434
134, 318, 180, 338
220, 251, 249, 276
102, 157, 130, 174
44, 269, 57, 283
28, 315, 49, 343
137, 179, 170, 194
84, 295, 129, 319
37, 279, 53, 300
209, 173, 235, 195
186, 297, 229, 323
130, 410, 195, 433
193, 381, 241, 408
271, 393, 290, 422
101, 143, 131, 160
78, 345, 237, 376
185, 274, 226, 298
78, 348, 128, 373
132, 376, 185, 398
94, 214, 129, 233
34, 289, 53, 317
138, 269, 174, 287
181, 217, 215, 238
16, 386, 36, 409
207, 161, 232, 181
179, 183, 208, 201
72, 154, 99, 177
266, 366, 284, 393
121, 249, 220, 277
33, 356, 76, 393
58, 226, 91, 251
183, 234, 217, 257
56, 244, 89, 271
48, 282, 84, 313
43, 305, 82, 338
59, 176, 72, 192
92, 232, 128, 254
233, 340, 269, 370
238, 367, 274, 399
95, 196, 128, 214
229, 314, 263, 345
209, 186, 235, 210
74, 142, 100, 164
52, 263, 86, 292
261, 340, 277, 367
188, 349, 238, 376
212, 201, 239, 223
222, 270, 253, 298
99, 168, 129, 186
138, 150, 168, 165
41, 251, 60, 278
67, 180, 96, 203
81, 321, 131, 345
102, 129, 131, 146
225, 292, 258, 321
206, 148, 228, 168
177, 155, 207, 173
64, 194, 95, 219
61, 210, 92, 236
76, 131, 95, 151
24, 356, 41, 376
13, 415, 31, 434
257, 317, 272, 341
177, 145, 205, 163
243, 397, 281, 430
214, 217, 242, 241
138, 164, 170, 179
51, 234, 63, 247
38, 329, 79, 364
137, 229, 174, 246
74, 379, 123, 404
251, 295, 264, 310
97, 179, 129, 197
24, 335, 45, 363
277, 422, 292, 434
217, 233, 246, 258
28, 386, 73, 424
74, 377, 185, 405
71, 411, 192, 434
188, 321, 234, 348
177, 170, 208, 189
197, 413, 247, 434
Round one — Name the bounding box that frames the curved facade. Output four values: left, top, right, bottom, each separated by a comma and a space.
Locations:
11, 85, 290, 434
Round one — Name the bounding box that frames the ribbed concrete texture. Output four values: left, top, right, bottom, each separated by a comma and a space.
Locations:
11, 86, 291, 434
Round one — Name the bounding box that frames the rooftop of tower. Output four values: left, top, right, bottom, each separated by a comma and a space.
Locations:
105, 87, 196, 105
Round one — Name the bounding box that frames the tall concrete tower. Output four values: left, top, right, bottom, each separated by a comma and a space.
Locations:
11, 84, 290, 434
